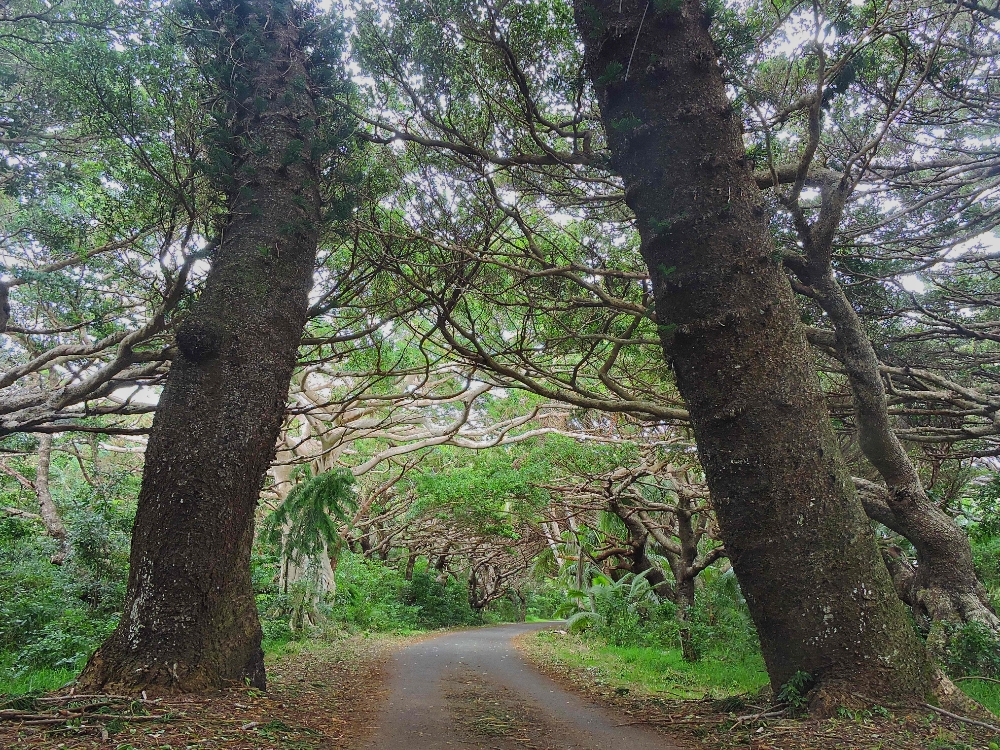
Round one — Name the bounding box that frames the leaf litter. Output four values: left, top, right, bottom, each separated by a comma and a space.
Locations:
0, 633, 404, 749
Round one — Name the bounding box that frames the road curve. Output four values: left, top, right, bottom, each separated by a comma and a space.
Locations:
362, 622, 684, 749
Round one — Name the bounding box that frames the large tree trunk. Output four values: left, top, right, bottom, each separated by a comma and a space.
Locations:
572, 0, 933, 703
77, 0, 326, 693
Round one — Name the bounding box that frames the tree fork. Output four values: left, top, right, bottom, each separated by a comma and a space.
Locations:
78, 0, 333, 693
807, 271, 1000, 644
572, 0, 935, 704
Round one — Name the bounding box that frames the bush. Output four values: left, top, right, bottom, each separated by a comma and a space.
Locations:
971, 535, 1000, 610
402, 570, 480, 629
328, 552, 419, 631
0, 473, 134, 686
686, 571, 760, 662
558, 566, 762, 662
943, 621, 1000, 678
523, 580, 565, 621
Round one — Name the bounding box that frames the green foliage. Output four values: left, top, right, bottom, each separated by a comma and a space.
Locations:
263, 468, 358, 565
566, 609, 603, 633
558, 565, 761, 666
956, 678, 1000, 718
942, 622, 1000, 679
484, 579, 563, 623
975, 475, 1000, 539
402, 569, 480, 629
776, 670, 813, 710
609, 114, 643, 133
411, 449, 550, 538
326, 553, 419, 630
970, 534, 1000, 610
685, 569, 761, 662
252, 541, 295, 648
531, 629, 768, 699
596, 61, 623, 86
0, 472, 135, 693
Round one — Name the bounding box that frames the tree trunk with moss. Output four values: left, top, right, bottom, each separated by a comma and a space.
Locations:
572, 0, 934, 704
78, 0, 334, 693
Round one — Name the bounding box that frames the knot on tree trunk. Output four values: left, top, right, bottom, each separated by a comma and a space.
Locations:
886, 482, 923, 512
176, 318, 224, 363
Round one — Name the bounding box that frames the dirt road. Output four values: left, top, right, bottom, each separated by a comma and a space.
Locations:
363, 622, 684, 749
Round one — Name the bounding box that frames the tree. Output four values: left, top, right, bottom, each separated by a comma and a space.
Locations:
264, 467, 356, 630
343, 0, 1000, 696
77, 0, 354, 691
729, 0, 1000, 643
569, 0, 940, 705
0, 0, 190, 437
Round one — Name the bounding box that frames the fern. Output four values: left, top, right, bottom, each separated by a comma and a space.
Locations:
264, 468, 357, 565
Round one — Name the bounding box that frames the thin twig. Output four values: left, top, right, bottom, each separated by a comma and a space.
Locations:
624, 1, 650, 82
731, 707, 790, 729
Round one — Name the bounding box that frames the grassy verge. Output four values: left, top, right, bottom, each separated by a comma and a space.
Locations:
0, 666, 76, 697
955, 677, 1000, 717
519, 630, 1000, 750
521, 629, 768, 699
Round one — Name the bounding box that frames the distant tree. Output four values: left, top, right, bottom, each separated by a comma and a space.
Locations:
264, 468, 356, 630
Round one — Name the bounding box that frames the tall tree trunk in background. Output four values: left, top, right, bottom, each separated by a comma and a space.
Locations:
572, 0, 935, 705
34, 433, 68, 564
78, 0, 332, 692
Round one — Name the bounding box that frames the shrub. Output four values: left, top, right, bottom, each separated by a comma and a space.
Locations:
556, 566, 762, 662
0, 473, 134, 686
327, 552, 419, 631
943, 621, 1000, 678
402, 570, 480, 629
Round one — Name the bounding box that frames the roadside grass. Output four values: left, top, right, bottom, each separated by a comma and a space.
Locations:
0, 665, 75, 697
521, 630, 1000, 750
0, 636, 324, 697
523, 630, 768, 699
526, 630, 1000, 720
955, 678, 1000, 716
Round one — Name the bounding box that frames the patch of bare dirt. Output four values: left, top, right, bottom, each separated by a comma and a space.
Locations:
516, 631, 1000, 750
0, 633, 404, 749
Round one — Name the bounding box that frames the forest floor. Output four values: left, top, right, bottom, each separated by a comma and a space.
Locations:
0, 632, 405, 749
2, 625, 999, 749
517, 629, 1000, 750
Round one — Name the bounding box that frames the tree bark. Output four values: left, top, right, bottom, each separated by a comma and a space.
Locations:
786, 172, 998, 641
34, 433, 68, 564
77, 0, 328, 693
572, 0, 933, 702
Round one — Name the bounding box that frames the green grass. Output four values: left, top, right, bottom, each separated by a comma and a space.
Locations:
955, 678, 1000, 717
529, 630, 768, 699
0, 666, 75, 697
